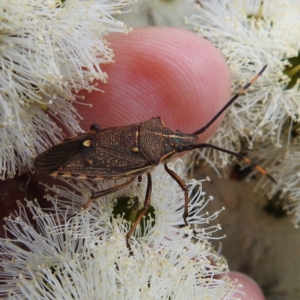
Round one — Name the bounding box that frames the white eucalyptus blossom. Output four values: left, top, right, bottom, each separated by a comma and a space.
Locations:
250, 136, 300, 226
117, 0, 194, 27
0, 159, 240, 299
0, 0, 130, 179
186, 0, 300, 221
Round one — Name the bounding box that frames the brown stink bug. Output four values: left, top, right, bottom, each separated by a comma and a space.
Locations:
34, 65, 275, 248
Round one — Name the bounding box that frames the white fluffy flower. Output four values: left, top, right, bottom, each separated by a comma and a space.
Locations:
187, 0, 300, 158
250, 137, 300, 226
0, 0, 130, 179
117, 0, 194, 27
186, 0, 300, 222
0, 159, 239, 299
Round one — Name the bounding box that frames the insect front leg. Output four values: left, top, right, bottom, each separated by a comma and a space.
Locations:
164, 163, 189, 227
126, 172, 152, 252
82, 177, 136, 209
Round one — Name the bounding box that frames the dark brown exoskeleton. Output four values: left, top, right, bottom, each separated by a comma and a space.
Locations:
34, 65, 276, 249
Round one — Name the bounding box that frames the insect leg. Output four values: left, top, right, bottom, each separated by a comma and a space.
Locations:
82, 177, 136, 209
164, 163, 189, 226
126, 172, 152, 250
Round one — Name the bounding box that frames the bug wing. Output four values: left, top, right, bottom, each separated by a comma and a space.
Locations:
35, 124, 153, 179
54, 125, 152, 178
34, 132, 97, 172
63, 146, 150, 178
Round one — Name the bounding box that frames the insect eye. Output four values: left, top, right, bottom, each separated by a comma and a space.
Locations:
90, 124, 101, 130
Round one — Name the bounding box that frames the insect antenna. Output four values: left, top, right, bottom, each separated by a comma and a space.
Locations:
190, 65, 276, 184
193, 64, 267, 136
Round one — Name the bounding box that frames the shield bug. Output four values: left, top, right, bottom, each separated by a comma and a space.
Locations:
34, 65, 275, 248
